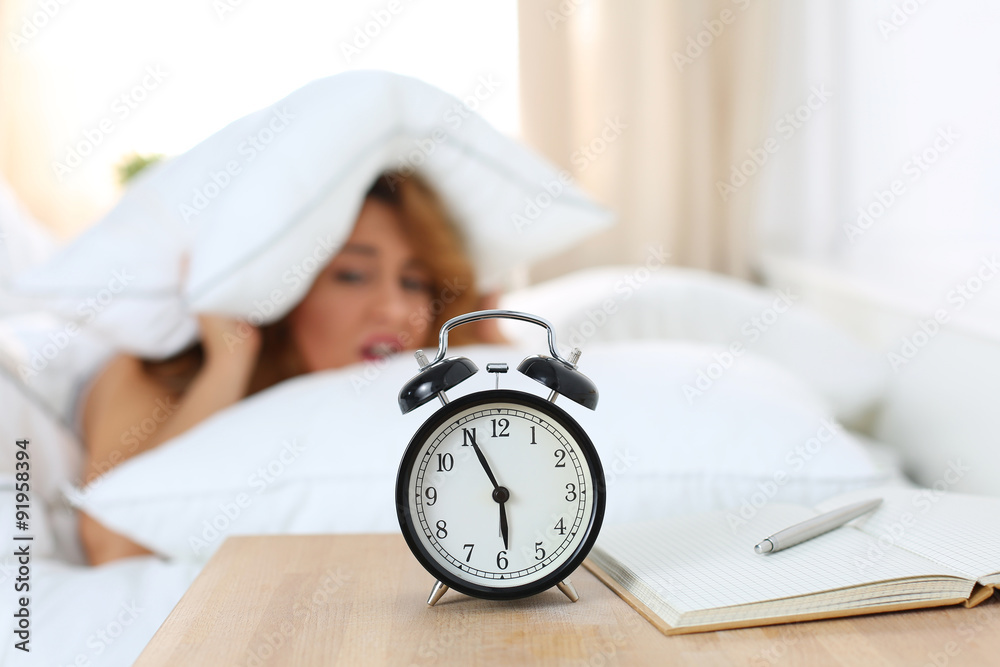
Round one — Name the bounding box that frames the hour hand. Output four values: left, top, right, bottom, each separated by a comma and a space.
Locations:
493, 486, 510, 550
499, 499, 509, 550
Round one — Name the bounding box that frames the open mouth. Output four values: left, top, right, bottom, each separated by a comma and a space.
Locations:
361, 339, 402, 361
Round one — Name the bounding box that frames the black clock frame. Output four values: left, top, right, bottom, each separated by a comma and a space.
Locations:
395, 389, 606, 601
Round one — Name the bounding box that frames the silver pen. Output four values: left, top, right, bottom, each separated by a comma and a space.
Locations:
754, 498, 883, 554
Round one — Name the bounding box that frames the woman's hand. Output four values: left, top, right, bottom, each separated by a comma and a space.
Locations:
197, 313, 261, 369
78, 311, 264, 566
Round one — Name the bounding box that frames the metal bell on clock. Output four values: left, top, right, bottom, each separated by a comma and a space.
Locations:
517, 351, 599, 410
398, 355, 478, 414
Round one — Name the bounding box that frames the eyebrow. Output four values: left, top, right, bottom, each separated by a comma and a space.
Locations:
341, 243, 377, 256
339, 244, 428, 270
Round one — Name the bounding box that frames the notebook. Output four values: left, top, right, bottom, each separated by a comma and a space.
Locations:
584, 487, 1000, 635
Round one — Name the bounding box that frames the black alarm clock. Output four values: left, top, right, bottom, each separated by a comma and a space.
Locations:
395, 309, 606, 606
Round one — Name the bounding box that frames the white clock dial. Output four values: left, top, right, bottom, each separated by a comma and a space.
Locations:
404, 399, 597, 589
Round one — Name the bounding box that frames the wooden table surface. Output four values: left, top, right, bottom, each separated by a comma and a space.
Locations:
135, 534, 1000, 666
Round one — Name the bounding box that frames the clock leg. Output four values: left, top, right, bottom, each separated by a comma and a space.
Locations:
426, 580, 449, 606
557, 579, 579, 603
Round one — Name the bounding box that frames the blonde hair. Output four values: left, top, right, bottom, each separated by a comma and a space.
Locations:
147, 171, 491, 396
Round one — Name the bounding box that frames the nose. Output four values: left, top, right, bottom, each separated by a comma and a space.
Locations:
370, 275, 414, 327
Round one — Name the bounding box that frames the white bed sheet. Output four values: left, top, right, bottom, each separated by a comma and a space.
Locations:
0, 553, 201, 666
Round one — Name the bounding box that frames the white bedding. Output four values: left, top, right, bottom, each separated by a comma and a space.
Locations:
0, 552, 200, 666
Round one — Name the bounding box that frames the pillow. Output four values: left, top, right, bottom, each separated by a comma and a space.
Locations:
72, 341, 889, 562
11, 71, 613, 357
500, 266, 888, 427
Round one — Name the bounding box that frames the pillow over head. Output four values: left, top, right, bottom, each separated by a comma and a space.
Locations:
12, 71, 613, 357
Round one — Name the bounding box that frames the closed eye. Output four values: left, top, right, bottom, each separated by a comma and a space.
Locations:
402, 276, 432, 293
334, 270, 368, 284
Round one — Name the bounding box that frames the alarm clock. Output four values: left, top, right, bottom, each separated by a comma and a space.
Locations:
395, 309, 606, 606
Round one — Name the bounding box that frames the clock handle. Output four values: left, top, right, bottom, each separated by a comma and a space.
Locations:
427, 309, 576, 368
403, 308, 598, 412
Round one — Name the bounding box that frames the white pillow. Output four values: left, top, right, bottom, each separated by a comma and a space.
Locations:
500, 266, 888, 427
72, 341, 888, 562
11, 71, 613, 357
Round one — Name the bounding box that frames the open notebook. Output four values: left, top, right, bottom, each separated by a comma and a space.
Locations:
584, 487, 1000, 635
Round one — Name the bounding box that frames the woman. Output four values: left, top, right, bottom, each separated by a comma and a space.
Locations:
78, 172, 503, 565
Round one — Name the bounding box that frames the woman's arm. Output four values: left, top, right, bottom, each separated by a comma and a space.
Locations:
78, 315, 260, 565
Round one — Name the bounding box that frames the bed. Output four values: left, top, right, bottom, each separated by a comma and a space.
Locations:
0, 71, 909, 666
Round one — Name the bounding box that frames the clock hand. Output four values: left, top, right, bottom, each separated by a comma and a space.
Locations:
470, 441, 511, 550
499, 500, 509, 551
493, 486, 511, 550
470, 440, 500, 490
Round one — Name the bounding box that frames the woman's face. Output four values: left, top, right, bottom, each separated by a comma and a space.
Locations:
287, 198, 434, 371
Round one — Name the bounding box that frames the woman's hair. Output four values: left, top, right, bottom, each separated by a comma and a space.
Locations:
367, 172, 482, 346
143, 171, 488, 396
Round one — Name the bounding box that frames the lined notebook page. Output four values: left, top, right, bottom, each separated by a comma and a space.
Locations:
816, 487, 1000, 583
590, 503, 973, 619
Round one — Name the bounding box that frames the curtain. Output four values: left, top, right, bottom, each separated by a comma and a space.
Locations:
518, 0, 778, 282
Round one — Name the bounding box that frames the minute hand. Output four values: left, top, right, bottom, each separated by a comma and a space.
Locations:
470, 441, 500, 490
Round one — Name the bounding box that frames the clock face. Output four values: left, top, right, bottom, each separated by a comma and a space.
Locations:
396, 390, 605, 600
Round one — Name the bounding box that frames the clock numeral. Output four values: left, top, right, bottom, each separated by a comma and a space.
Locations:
461, 428, 476, 446
554, 517, 567, 536
463, 543, 475, 562
496, 550, 508, 570
554, 449, 567, 467
491, 418, 510, 438
435, 520, 448, 539
535, 542, 546, 561
424, 486, 437, 506
530, 426, 537, 444
436, 453, 454, 472
565, 483, 577, 502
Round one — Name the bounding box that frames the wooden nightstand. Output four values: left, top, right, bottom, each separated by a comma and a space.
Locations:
135, 534, 1000, 666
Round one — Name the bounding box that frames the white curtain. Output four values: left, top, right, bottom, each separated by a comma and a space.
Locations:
755, 1, 1000, 299
519, 0, 1000, 300
518, 0, 779, 282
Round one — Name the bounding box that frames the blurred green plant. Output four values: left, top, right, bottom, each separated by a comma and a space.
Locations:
117, 152, 165, 185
